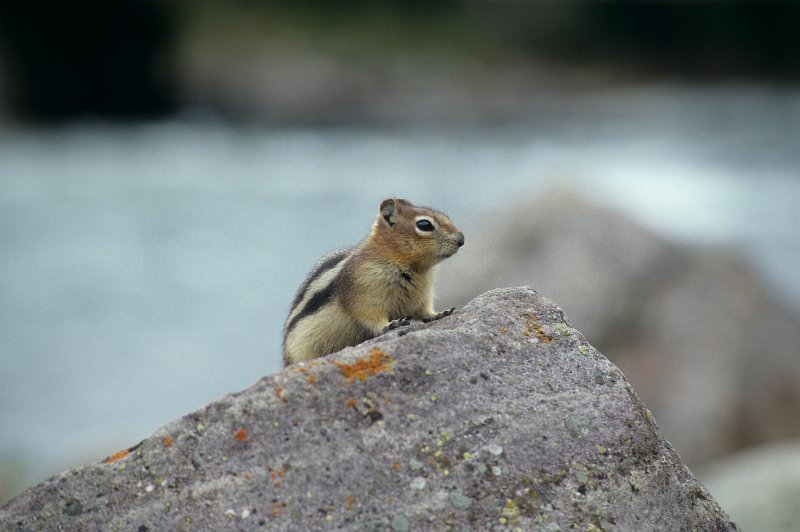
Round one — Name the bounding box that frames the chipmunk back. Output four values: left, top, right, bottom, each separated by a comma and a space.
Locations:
283, 198, 464, 365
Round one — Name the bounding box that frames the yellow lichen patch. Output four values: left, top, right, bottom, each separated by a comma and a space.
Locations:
502, 499, 520, 521
103, 449, 131, 465
333, 348, 394, 383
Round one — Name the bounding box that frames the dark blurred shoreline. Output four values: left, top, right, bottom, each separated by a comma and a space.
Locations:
1, 2, 799, 125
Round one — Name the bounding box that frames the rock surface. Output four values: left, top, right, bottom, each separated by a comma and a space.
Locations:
0, 288, 736, 531
438, 190, 800, 466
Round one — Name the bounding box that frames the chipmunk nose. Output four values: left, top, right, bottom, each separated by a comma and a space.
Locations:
456, 232, 465, 247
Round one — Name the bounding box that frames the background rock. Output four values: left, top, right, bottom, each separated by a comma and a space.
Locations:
0, 288, 735, 531
698, 439, 800, 532
438, 190, 800, 466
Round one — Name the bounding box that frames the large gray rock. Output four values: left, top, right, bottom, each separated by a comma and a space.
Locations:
438, 190, 800, 466
1, 288, 736, 531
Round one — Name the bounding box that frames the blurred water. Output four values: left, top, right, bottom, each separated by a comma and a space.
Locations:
1, 84, 799, 498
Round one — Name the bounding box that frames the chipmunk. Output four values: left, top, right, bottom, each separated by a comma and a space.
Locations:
283, 198, 464, 366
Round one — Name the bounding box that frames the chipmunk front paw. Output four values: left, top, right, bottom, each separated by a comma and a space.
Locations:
422, 307, 456, 323
384, 316, 413, 332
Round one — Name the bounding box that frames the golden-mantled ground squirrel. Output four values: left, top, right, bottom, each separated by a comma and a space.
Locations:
283, 198, 464, 365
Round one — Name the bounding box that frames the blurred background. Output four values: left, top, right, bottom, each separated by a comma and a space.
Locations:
1, 1, 799, 528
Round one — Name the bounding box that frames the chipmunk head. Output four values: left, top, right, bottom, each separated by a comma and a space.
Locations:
371, 198, 464, 271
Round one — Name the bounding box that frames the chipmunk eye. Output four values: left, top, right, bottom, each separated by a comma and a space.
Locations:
416, 219, 435, 232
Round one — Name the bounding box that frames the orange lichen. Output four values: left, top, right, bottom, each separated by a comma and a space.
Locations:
269, 467, 285, 487
103, 449, 131, 465
306, 374, 316, 385
163, 436, 174, 448
390, 462, 402, 472
271, 502, 283, 517
333, 348, 394, 383
274, 386, 288, 402
234, 428, 248, 441
523, 314, 553, 343
346, 397, 357, 409
344, 495, 357, 510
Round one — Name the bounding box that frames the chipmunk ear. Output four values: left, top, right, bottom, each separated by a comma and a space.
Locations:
380, 198, 398, 227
